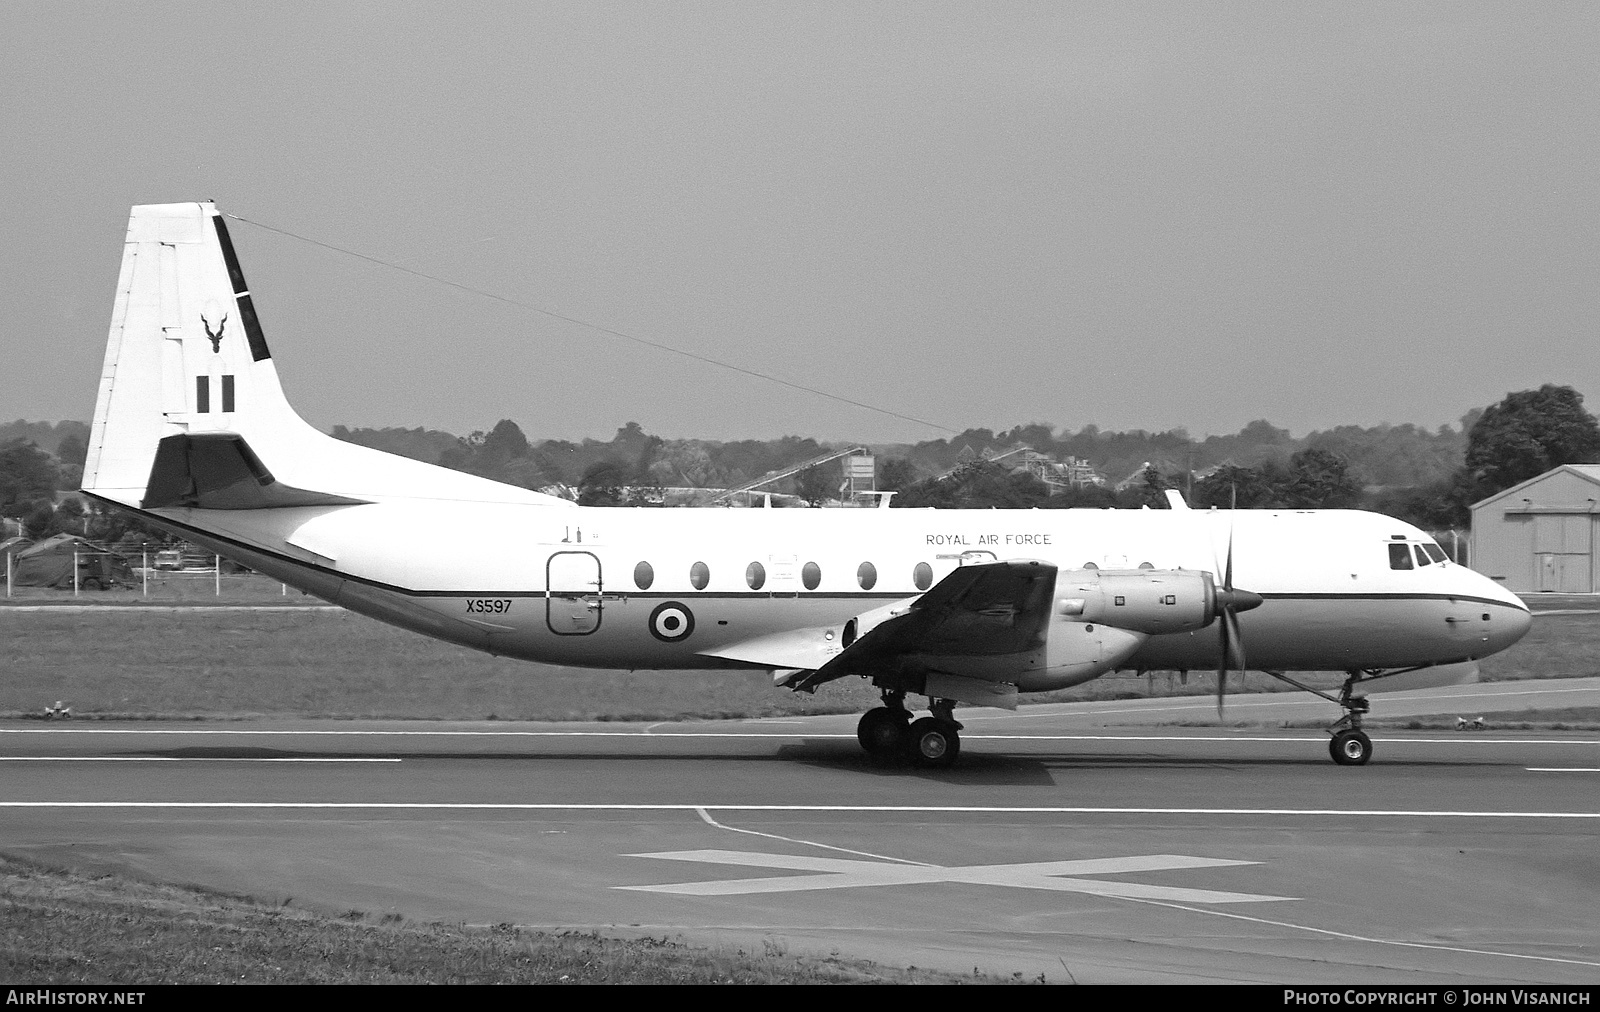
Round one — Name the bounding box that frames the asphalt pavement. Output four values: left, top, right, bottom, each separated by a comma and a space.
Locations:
2, 681, 1598, 984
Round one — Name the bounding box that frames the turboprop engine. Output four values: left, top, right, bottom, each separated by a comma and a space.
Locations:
1020, 568, 1248, 692
776, 559, 1262, 708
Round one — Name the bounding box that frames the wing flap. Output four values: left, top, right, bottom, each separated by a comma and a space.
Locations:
791, 560, 1058, 694
698, 626, 846, 671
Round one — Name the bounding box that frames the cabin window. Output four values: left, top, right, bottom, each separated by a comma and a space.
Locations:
690, 561, 710, 590
746, 562, 766, 590
913, 562, 933, 591
633, 561, 654, 590
801, 561, 821, 590
1388, 543, 1413, 570
857, 561, 877, 590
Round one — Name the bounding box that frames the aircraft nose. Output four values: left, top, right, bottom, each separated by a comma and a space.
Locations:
1495, 602, 1533, 649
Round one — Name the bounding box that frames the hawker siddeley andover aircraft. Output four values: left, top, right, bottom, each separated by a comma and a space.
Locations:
83, 202, 1533, 768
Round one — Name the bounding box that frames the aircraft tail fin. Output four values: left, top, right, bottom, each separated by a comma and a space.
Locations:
84, 202, 571, 511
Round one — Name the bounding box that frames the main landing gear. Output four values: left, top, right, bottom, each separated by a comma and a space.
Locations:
856, 691, 963, 769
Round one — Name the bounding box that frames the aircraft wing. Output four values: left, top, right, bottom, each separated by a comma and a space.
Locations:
788, 560, 1058, 693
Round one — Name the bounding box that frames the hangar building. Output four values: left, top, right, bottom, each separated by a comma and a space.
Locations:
1471, 464, 1600, 593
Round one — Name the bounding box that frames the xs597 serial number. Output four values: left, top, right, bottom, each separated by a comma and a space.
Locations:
465, 598, 512, 614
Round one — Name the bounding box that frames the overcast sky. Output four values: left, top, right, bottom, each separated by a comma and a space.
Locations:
3, 2, 1597, 443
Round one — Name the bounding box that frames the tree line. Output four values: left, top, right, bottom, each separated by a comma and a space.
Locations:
4, 385, 1597, 540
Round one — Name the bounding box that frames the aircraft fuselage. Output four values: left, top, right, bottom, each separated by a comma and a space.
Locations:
140, 499, 1531, 684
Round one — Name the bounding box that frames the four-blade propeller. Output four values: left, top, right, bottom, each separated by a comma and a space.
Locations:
1213, 518, 1263, 716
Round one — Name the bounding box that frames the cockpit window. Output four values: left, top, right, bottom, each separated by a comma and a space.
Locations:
1423, 544, 1448, 564
1413, 545, 1432, 567
1388, 543, 1414, 570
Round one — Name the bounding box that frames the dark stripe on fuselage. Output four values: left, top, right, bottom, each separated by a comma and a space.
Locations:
1260, 592, 1526, 611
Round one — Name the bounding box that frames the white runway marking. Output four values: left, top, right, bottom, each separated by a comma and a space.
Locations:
0, 757, 398, 763
1119, 895, 1600, 971
2, 728, 1595, 745
1527, 767, 1600, 772
0, 728, 860, 739
618, 850, 1290, 903
0, 605, 340, 613
693, 807, 934, 867
0, 802, 1595, 818
980, 683, 1600, 718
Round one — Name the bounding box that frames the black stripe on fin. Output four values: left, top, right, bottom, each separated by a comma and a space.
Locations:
212, 213, 249, 294
234, 293, 271, 362
212, 214, 272, 362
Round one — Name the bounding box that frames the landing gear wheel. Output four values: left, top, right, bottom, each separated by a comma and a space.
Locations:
907, 717, 961, 769
857, 707, 909, 758
1329, 730, 1372, 766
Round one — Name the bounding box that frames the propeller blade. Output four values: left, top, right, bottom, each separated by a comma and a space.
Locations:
1216, 606, 1230, 715
1224, 524, 1234, 591
1212, 510, 1252, 718
1224, 608, 1245, 671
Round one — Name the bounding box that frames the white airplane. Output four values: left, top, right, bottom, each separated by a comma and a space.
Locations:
82, 202, 1533, 768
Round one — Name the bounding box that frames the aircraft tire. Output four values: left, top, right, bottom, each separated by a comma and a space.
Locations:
907, 717, 960, 769
857, 707, 909, 758
1329, 730, 1372, 766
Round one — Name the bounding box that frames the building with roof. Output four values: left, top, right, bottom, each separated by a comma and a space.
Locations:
1470, 464, 1600, 593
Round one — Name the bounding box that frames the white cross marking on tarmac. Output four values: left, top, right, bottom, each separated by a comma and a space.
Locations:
618, 851, 1295, 902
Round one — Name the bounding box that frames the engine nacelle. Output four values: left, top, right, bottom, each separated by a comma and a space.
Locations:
1019, 568, 1219, 692
1053, 568, 1218, 636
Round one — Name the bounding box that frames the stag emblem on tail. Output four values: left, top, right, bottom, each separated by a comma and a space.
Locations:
201, 313, 228, 353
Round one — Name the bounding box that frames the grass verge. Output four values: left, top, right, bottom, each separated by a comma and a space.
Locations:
1263, 706, 1600, 731
1367, 705, 1600, 731
0, 855, 999, 984
1, 588, 1594, 722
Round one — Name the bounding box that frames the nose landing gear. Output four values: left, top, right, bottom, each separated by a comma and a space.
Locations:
1260, 668, 1378, 765
1328, 680, 1373, 766
1330, 728, 1373, 765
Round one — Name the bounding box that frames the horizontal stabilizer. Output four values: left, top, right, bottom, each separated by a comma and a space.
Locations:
142, 433, 366, 510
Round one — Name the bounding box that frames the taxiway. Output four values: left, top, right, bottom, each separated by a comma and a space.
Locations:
2, 681, 1597, 984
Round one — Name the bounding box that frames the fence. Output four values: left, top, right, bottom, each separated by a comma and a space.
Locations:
4, 546, 300, 603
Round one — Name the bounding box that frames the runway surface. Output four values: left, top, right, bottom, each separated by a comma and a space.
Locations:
3, 681, 1598, 984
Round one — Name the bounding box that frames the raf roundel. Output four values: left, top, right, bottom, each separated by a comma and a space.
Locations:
648, 601, 696, 643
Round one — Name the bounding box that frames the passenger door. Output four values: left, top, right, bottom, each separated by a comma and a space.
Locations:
547, 551, 602, 635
